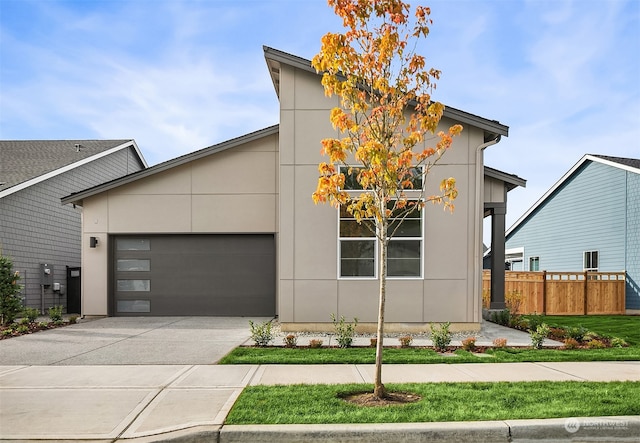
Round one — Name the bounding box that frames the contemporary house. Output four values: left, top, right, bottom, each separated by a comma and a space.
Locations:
62, 47, 524, 331
503, 154, 640, 313
0, 140, 146, 314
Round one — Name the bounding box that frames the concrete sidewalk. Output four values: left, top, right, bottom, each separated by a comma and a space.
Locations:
1, 362, 639, 442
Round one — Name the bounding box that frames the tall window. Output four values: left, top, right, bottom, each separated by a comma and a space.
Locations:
338, 166, 423, 278
584, 250, 598, 271
529, 256, 540, 271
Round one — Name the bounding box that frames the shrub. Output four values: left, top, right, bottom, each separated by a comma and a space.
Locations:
610, 337, 628, 348
530, 323, 550, 349
490, 309, 511, 326
308, 339, 323, 348
563, 338, 580, 350
430, 322, 451, 352
248, 320, 273, 347
492, 338, 508, 348
18, 317, 30, 326
68, 315, 78, 325
461, 336, 477, 352
37, 321, 48, 329
48, 305, 64, 323
2, 328, 14, 337
330, 313, 358, 348
23, 307, 40, 323
566, 326, 588, 342
481, 289, 490, 310
527, 313, 544, 332
549, 327, 567, 339
586, 339, 605, 349
16, 324, 29, 334
505, 290, 523, 318
398, 335, 413, 348
283, 334, 298, 348
0, 256, 24, 326
583, 331, 599, 342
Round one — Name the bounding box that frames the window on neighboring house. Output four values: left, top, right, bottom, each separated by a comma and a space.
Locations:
337, 166, 423, 279
584, 250, 598, 271
529, 256, 540, 271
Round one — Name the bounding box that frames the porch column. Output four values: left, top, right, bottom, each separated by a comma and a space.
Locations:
490, 204, 506, 310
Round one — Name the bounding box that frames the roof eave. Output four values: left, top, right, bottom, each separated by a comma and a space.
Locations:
62, 125, 280, 206
263, 46, 509, 138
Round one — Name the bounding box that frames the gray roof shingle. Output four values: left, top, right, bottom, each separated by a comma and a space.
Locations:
0, 140, 132, 191
592, 154, 640, 170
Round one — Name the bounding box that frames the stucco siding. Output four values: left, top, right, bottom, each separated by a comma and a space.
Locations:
506, 161, 626, 273
0, 146, 143, 311
278, 63, 485, 327
79, 133, 278, 316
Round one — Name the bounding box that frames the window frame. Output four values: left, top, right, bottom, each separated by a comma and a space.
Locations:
529, 256, 540, 272
584, 250, 599, 271
337, 166, 424, 280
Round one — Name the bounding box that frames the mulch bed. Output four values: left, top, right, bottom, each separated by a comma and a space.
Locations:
0, 321, 74, 340
341, 390, 422, 406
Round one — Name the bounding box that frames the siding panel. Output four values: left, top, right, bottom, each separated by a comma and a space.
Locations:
0, 147, 144, 311
506, 161, 626, 274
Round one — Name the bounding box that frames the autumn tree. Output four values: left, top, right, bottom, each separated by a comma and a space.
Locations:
312, 0, 462, 399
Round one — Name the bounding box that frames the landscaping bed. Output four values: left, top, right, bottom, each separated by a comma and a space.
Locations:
1, 306, 78, 340
220, 315, 639, 364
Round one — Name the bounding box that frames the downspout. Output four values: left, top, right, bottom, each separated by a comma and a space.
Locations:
472, 133, 501, 323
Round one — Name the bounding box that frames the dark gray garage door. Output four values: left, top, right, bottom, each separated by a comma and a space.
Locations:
112, 234, 275, 316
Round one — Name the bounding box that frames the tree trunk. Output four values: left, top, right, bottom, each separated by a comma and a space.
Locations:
373, 219, 388, 399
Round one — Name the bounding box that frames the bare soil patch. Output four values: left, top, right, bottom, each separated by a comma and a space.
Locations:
341, 391, 421, 407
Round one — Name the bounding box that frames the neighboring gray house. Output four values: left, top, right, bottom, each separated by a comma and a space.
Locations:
0, 140, 146, 314
504, 154, 640, 313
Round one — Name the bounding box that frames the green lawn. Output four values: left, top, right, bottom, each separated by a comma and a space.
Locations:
527, 315, 639, 345
219, 345, 640, 364
225, 381, 640, 424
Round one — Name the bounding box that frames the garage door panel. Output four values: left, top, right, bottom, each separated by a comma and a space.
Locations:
113, 234, 275, 316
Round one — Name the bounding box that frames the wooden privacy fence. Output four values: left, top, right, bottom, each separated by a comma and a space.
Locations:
482, 271, 626, 315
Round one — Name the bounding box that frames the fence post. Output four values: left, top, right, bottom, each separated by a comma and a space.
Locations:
583, 271, 588, 315
541, 270, 547, 314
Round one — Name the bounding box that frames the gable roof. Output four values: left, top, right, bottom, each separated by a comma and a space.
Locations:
0, 140, 147, 199
263, 46, 509, 142
506, 154, 640, 238
62, 125, 279, 206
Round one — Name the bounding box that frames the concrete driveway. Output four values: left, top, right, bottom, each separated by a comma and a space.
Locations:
0, 316, 271, 365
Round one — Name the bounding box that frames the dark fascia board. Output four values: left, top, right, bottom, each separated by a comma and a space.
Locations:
62, 125, 279, 206
263, 46, 509, 138
484, 166, 526, 192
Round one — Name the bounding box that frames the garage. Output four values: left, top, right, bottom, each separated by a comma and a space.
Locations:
111, 234, 275, 316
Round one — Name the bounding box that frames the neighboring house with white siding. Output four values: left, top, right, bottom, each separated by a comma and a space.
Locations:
504, 154, 640, 313
0, 140, 146, 314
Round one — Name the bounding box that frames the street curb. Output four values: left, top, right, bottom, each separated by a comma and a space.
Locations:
216, 416, 640, 443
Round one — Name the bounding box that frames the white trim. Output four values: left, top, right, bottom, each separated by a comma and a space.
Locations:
337, 199, 424, 280
506, 154, 639, 237
0, 140, 147, 199
583, 250, 599, 271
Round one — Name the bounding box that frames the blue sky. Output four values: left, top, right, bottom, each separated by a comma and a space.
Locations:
1, 0, 639, 233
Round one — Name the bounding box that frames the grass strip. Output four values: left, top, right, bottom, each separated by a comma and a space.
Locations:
225, 381, 640, 425
219, 345, 640, 365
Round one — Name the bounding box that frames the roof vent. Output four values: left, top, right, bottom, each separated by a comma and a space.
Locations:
75, 143, 82, 152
